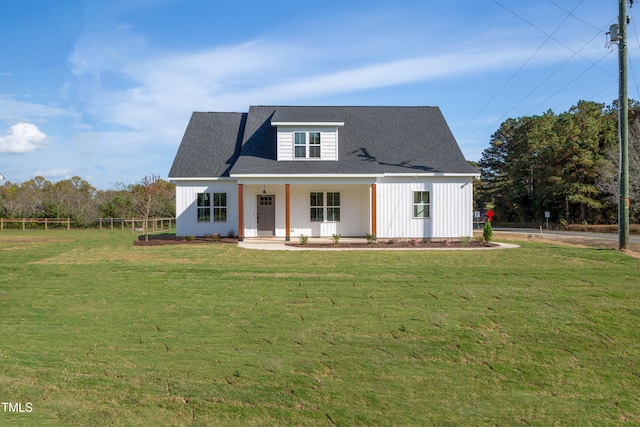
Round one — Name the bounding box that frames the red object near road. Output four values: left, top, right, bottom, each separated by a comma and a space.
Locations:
486, 210, 494, 222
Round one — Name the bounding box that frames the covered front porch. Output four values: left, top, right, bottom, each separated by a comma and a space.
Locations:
235, 178, 377, 241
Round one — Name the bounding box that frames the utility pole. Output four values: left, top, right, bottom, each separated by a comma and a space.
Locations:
618, 0, 631, 250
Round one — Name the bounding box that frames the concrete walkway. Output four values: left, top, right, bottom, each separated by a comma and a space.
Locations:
238, 237, 519, 251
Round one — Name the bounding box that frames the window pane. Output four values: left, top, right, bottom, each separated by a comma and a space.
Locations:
197, 192, 210, 207
214, 207, 227, 222
309, 146, 321, 158
295, 146, 306, 158
414, 191, 428, 204
327, 207, 340, 222
310, 192, 323, 207
310, 207, 323, 222
309, 132, 320, 144
213, 192, 226, 207
294, 132, 306, 144
198, 207, 210, 222
413, 191, 430, 218
327, 192, 340, 207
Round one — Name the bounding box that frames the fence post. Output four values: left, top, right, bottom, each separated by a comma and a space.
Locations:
110, 218, 113, 230
45, 218, 48, 230
132, 218, 135, 233
67, 218, 70, 230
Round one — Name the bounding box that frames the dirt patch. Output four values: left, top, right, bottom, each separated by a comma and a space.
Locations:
134, 233, 238, 246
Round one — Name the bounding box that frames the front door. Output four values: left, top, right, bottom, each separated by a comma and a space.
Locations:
257, 195, 275, 236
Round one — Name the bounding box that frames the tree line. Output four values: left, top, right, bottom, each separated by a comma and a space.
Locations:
476, 100, 640, 225
0, 174, 175, 227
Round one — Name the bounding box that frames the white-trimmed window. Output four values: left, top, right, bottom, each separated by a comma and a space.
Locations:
327, 192, 340, 221
213, 193, 227, 222
197, 193, 211, 222
310, 191, 340, 222
294, 131, 321, 159
310, 192, 324, 222
197, 192, 227, 222
413, 191, 430, 218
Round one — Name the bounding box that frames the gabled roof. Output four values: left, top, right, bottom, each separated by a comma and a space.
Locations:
169, 106, 478, 178
169, 112, 246, 178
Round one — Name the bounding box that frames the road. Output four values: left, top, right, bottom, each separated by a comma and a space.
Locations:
493, 227, 640, 244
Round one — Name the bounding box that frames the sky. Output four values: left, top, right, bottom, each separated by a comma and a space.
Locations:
0, 0, 635, 189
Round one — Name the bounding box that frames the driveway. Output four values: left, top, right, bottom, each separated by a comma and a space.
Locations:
493, 227, 640, 244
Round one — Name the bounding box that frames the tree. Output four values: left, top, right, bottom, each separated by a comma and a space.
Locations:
130, 174, 168, 241
478, 101, 620, 225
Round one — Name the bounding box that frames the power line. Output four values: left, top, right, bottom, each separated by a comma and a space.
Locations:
459, 1, 617, 159
547, 0, 603, 32
456, 1, 584, 137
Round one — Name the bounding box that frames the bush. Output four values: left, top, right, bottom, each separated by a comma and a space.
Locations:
299, 234, 309, 245
365, 233, 377, 244
483, 221, 493, 242
332, 233, 341, 245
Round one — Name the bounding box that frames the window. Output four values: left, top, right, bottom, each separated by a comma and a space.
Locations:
213, 192, 227, 222
294, 131, 321, 159
327, 192, 340, 221
197, 192, 227, 222
197, 193, 211, 222
413, 191, 430, 218
310, 192, 324, 222
310, 191, 340, 222
308, 132, 321, 158
294, 132, 306, 158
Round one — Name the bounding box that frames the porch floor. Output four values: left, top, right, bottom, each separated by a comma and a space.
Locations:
238, 237, 518, 251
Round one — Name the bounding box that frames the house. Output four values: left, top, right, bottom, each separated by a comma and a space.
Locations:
168, 105, 479, 240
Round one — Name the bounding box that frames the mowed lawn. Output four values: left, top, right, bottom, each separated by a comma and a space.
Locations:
1, 230, 639, 426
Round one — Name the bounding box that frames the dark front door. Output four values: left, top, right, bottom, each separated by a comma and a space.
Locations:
257, 195, 275, 236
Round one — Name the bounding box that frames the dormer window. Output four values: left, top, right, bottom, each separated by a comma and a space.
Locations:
294, 131, 321, 158
273, 121, 343, 162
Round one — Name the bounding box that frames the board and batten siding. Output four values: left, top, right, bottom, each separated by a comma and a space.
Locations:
376, 177, 474, 239
276, 127, 339, 161
240, 183, 370, 238
175, 180, 238, 237
288, 184, 369, 237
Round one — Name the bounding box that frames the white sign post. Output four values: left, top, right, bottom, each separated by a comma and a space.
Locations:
544, 211, 550, 229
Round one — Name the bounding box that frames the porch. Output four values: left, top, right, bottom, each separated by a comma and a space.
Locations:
236, 180, 377, 241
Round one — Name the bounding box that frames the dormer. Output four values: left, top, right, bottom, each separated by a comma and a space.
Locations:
272, 121, 344, 161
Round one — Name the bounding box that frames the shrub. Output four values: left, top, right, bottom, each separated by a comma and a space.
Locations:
365, 233, 377, 244
299, 234, 309, 245
483, 221, 493, 242
185, 235, 195, 242
227, 230, 236, 238
332, 233, 341, 245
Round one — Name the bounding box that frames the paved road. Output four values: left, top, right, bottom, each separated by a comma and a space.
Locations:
493, 227, 640, 243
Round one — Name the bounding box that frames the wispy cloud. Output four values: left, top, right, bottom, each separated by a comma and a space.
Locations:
33, 168, 72, 179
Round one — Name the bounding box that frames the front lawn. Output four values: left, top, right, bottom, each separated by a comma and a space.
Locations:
1, 230, 639, 425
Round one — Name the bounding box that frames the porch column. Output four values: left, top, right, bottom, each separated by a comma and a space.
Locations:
238, 184, 244, 241
285, 183, 291, 241
371, 183, 377, 236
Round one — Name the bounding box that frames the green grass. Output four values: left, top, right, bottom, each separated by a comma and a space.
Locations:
1, 230, 640, 426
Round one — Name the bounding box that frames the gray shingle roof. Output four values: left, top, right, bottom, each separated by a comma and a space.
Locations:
169, 106, 478, 178
168, 112, 246, 178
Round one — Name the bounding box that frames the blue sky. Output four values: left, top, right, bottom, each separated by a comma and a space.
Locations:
0, 0, 633, 189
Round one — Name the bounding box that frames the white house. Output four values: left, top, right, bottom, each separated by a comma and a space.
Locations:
168, 106, 479, 240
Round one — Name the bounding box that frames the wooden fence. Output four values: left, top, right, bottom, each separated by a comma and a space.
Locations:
0, 217, 175, 232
